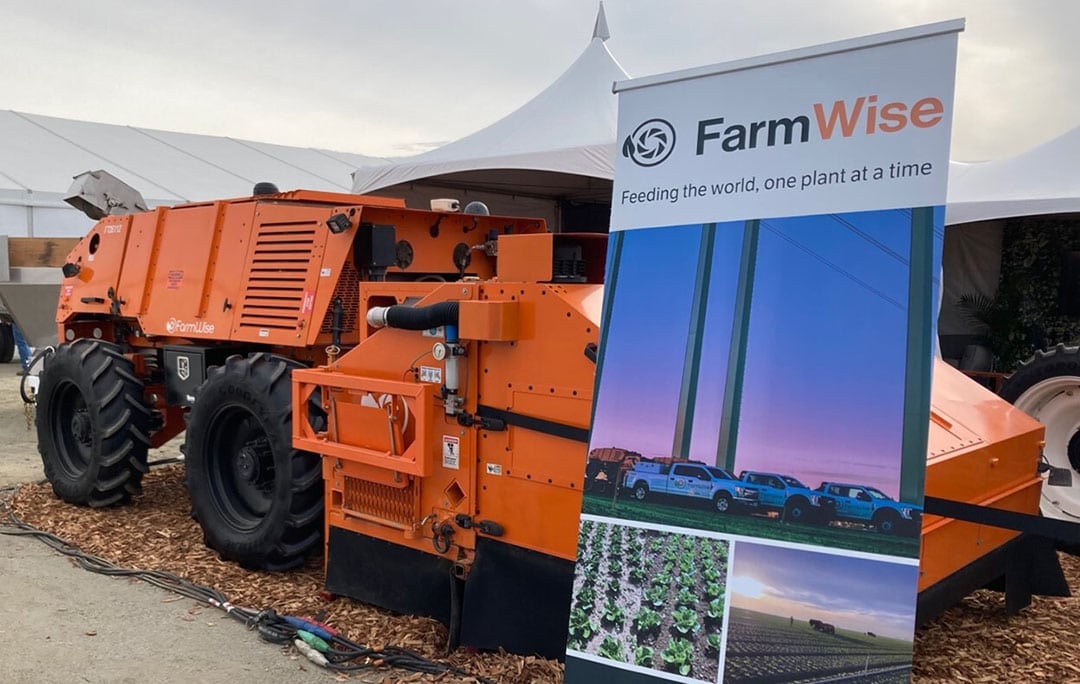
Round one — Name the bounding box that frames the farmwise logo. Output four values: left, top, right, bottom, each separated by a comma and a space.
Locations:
623, 94, 946, 167
166, 317, 216, 335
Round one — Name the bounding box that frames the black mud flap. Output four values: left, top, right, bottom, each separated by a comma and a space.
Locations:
326, 526, 454, 624
326, 527, 575, 659
460, 536, 575, 660
916, 533, 1070, 626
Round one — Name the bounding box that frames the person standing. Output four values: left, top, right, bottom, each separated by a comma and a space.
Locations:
12, 323, 31, 374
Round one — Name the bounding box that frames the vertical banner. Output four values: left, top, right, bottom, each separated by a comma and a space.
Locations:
566, 21, 962, 683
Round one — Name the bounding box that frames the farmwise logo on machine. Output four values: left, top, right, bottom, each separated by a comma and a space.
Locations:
166, 317, 216, 335
621, 93, 946, 167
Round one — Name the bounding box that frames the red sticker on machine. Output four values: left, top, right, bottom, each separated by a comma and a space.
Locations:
301, 290, 315, 314
167, 270, 184, 289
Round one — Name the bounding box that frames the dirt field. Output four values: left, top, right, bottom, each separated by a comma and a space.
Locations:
5, 364, 1080, 682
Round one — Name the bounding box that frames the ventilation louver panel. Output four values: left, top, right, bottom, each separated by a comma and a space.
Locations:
238, 224, 316, 330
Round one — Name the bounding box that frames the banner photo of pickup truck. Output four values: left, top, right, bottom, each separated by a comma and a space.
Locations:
565, 19, 960, 684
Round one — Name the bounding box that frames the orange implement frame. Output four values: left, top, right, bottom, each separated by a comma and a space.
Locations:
293, 369, 435, 478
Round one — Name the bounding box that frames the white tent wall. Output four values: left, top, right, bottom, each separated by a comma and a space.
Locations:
350, 6, 626, 232
0, 190, 95, 237
0, 109, 387, 238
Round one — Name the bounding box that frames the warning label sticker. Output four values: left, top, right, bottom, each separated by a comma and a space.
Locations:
486, 463, 503, 476
419, 366, 442, 384
442, 436, 460, 470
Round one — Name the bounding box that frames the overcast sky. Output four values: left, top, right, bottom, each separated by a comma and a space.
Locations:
0, 0, 1074, 161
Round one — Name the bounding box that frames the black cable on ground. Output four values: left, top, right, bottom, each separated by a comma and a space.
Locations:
19, 346, 55, 404
0, 507, 493, 683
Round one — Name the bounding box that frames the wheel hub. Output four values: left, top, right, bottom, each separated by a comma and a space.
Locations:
236, 446, 258, 481
1013, 375, 1080, 520
70, 411, 93, 447
1068, 431, 1080, 473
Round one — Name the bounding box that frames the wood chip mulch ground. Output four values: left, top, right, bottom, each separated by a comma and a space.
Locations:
5, 466, 1080, 682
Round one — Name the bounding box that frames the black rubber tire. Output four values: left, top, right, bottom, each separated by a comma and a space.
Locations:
0, 320, 14, 364
874, 509, 901, 535
36, 339, 151, 506
632, 482, 649, 501
783, 497, 810, 524
184, 353, 323, 571
713, 491, 733, 514
1000, 343, 1080, 403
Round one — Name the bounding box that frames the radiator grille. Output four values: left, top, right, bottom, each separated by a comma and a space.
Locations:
238, 224, 316, 329
342, 477, 415, 526
320, 259, 360, 334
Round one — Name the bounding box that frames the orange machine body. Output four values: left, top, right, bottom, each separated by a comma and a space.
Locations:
921, 359, 1045, 592
50, 187, 1049, 657
56, 190, 545, 351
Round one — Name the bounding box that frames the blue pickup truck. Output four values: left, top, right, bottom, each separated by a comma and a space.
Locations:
738, 471, 833, 524
816, 482, 922, 536
624, 461, 757, 513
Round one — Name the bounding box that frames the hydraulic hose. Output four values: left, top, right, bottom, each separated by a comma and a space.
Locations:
367, 301, 459, 331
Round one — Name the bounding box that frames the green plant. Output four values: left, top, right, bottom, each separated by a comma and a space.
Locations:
704, 581, 724, 599
680, 549, 695, 567
706, 632, 723, 653
602, 599, 626, 626
707, 597, 725, 620
634, 645, 654, 667
672, 605, 700, 635
575, 584, 596, 608
963, 218, 1080, 369
634, 606, 662, 633
644, 585, 667, 608
598, 635, 624, 662
703, 566, 721, 583
568, 607, 597, 645
653, 570, 672, 589
629, 566, 647, 584
662, 637, 694, 676
608, 559, 623, 576
607, 577, 622, 595
676, 587, 696, 606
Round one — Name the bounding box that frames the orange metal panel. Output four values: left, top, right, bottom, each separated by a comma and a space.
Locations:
918, 477, 1042, 591
458, 300, 519, 341
56, 214, 133, 322
919, 360, 1045, 590
497, 233, 553, 283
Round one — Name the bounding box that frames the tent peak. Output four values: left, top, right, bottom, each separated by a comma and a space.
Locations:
592, 2, 610, 42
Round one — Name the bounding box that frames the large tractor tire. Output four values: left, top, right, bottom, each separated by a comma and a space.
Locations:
0, 321, 14, 364
184, 353, 323, 571
36, 339, 152, 506
1000, 343, 1080, 521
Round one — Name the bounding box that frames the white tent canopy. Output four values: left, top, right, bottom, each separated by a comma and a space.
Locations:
350, 5, 628, 229
0, 110, 387, 237
945, 125, 1080, 225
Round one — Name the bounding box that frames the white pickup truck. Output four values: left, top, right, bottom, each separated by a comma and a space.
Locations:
623, 460, 757, 513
